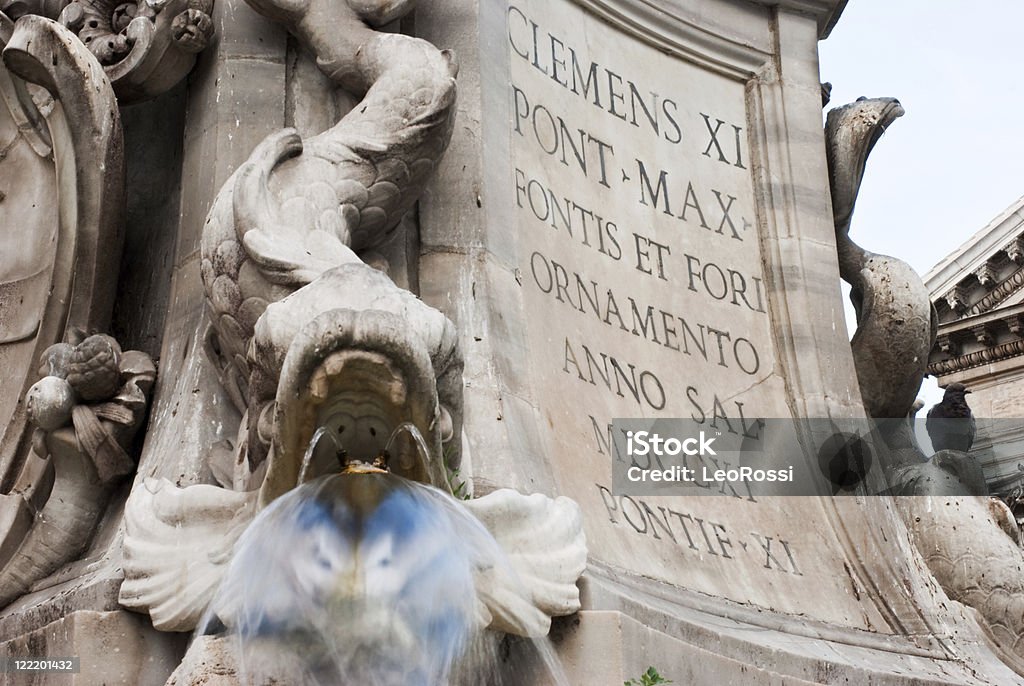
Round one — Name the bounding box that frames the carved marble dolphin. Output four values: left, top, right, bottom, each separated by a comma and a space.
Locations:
199, 0, 458, 436
120, 0, 586, 652
827, 97, 1024, 669
825, 97, 937, 420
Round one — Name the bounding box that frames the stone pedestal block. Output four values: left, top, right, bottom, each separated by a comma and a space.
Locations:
0, 610, 185, 686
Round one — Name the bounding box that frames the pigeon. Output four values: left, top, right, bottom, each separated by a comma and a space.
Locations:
926, 383, 976, 453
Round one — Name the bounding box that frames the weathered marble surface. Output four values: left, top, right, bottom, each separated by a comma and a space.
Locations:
457, 0, 898, 629
2, 0, 1024, 683
0, 13, 146, 614
117, 0, 588, 678
415, 0, 1024, 682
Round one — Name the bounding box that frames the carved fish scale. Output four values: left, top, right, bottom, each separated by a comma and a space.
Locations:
200, 2, 457, 414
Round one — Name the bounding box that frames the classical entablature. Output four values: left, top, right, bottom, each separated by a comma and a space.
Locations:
925, 196, 1024, 487
926, 196, 1024, 383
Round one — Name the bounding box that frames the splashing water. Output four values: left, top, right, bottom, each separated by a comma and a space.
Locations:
297, 426, 344, 484
199, 428, 569, 685
384, 421, 432, 473
296, 422, 431, 486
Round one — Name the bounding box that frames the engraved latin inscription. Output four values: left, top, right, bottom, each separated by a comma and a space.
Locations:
506, 0, 799, 579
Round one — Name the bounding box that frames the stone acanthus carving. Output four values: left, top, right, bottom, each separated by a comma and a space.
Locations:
827, 96, 1024, 668
0, 14, 137, 607
975, 262, 998, 289
825, 97, 936, 420
944, 285, 969, 314
60, 0, 213, 102
0, 0, 66, 18
119, 0, 587, 666
1006, 237, 1024, 266
0, 0, 214, 102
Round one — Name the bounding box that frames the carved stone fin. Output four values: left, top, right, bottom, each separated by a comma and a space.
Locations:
464, 489, 587, 637
825, 98, 933, 418
120, 478, 258, 632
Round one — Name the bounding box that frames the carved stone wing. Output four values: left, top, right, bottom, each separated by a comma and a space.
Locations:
120, 478, 258, 632
464, 489, 587, 637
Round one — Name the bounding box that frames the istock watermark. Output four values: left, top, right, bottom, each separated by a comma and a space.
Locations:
625, 429, 718, 457
616, 421, 795, 497
609, 417, 1023, 497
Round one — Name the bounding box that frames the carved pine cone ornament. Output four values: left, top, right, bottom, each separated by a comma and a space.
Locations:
28, 333, 139, 429
65, 334, 123, 401
25, 332, 156, 483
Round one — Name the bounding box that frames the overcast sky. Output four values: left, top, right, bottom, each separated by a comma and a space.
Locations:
817, 1, 1024, 412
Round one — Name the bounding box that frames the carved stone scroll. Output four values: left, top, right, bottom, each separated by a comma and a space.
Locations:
56, 0, 213, 102
0, 0, 212, 103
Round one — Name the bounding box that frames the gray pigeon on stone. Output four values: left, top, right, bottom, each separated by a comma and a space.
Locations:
926, 383, 976, 453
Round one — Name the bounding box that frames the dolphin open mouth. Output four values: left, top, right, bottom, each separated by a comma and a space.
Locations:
258, 307, 452, 508
293, 350, 437, 484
